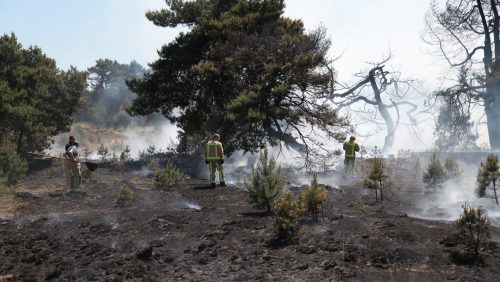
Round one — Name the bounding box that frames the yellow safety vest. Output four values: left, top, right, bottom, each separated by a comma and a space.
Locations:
206, 141, 224, 161
344, 142, 358, 158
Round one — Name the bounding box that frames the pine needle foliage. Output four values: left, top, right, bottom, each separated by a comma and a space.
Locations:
246, 149, 286, 212
363, 155, 387, 201
273, 191, 301, 242
299, 174, 327, 221
116, 184, 134, 207
444, 154, 461, 182
475, 154, 499, 205
127, 0, 349, 168
455, 203, 491, 262
0, 143, 27, 186
155, 162, 185, 190
423, 152, 445, 190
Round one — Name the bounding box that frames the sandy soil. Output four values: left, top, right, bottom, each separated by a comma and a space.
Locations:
0, 158, 499, 281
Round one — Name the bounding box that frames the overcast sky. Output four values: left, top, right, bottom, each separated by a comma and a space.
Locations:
1, 0, 462, 150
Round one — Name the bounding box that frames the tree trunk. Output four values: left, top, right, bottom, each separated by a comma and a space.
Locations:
493, 180, 499, 206
16, 131, 24, 154
369, 69, 395, 154
379, 180, 384, 202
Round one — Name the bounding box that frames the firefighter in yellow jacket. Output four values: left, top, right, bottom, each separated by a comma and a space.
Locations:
343, 136, 360, 177
205, 134, 225, 188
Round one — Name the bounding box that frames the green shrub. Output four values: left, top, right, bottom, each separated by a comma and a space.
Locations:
455, 203, 491, 262
97, 144, 109, 161
120, 145, 131, 161
274, 191, 301, 242
116, 184, 134, 207
0, 144, 27, 186
363, 155, 387, 201
155, 162, 185, 190
245, 149, 286, 212
444, 154, 461, 182
475, 154, 499, 205
299, 174, 327, 221
423, 152, 445, 190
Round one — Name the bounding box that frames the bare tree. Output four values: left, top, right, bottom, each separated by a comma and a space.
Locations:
424, 0, 500, 150
326, 55, 419, 153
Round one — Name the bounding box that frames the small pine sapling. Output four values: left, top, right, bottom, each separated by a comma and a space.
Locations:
423, 152, 445, 191
120, 145, 131, 162
363, 155, 387, 201
299, 174, 328, 221
245, 149, 286, 212
444, 154, 461, 182
454, 203, 491, 263
475, 154, 500, 205
155, 162, 185, 190
116, 184, 134, 207
273, 191, 301, 243
97, 144, 109, 161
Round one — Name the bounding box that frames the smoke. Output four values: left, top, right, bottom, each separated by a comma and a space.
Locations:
408, 155, 500, 227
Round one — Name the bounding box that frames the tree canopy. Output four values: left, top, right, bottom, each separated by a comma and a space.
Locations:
0, 33, 86, 154
425, 0, 500, 150
76, 59, 147, 128
127, 0, 348, 167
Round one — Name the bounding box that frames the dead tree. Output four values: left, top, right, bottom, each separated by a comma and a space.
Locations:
424, 0, 500, 150
326, 56, 419, 153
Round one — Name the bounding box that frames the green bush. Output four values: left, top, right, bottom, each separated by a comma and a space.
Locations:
0, 144, 27, 186
245, 149, 286, 212
299, 174, 327, 221
363, 155, 387, 201
423, 152, 445, 190
154, 162, 185, 190
116, 184, 134, 207
97, 144, 109, 161
444, 154, 461, 182
274, 191, 301, 242
455, 203, 491, 262
475, 154, 499, 205
120, 145, 131, 162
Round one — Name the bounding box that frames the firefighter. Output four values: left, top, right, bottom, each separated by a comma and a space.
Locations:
205, 134, 225, 188
63, 135, 75, 184
66, 141, 81, 192
343, 136, 360, 177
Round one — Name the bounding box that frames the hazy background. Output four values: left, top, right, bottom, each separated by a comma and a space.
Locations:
0, 0, 463, 154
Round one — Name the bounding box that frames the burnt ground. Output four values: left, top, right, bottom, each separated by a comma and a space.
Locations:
1, 158, 500, 281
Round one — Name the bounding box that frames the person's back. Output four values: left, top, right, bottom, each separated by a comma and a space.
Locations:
205, 134, 225, 188
343, 140, 360, 158
343, 136, 360, 177
206, 140, 223, 161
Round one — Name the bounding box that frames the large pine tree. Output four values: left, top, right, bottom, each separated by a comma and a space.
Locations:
0, 33, 86, 154
127, 0, 348, 167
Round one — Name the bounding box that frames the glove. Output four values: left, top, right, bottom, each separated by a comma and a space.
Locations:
205, 160, 209, 164
221, 160, 224, 164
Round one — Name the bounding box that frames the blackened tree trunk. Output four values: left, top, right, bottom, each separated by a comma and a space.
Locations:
368, 69, 396, 154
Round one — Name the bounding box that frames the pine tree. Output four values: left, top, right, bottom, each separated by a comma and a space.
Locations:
127, 0, 349, 167
245, 149, 286, 212
274, 191, 301, 242
299, 174, 327, 221
423, 152, 445, 191
444, 154, 461, 182
475, 154, 499, 205
363, 155, 387, 201
0, 33, 86, 154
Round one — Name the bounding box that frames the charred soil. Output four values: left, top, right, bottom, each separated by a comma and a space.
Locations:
0, 158, 499, 281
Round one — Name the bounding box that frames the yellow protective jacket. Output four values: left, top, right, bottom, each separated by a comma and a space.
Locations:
343, 141, 360, 158
205, 141, 224, 161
